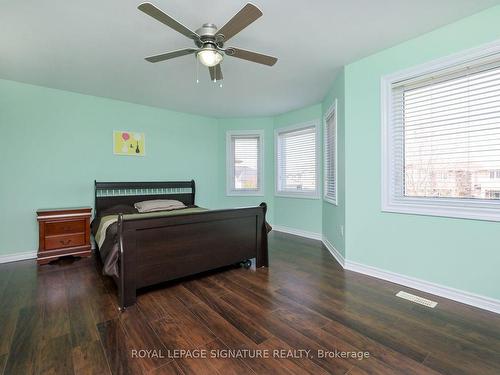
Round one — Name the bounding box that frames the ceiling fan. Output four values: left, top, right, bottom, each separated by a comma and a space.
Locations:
138, 2, 277, 82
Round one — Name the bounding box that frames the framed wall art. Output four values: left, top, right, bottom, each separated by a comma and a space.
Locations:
113, 131, 145, 156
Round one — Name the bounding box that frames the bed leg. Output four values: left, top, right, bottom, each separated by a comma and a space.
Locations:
256, 252, 268, 268
117, 217, 137, 310
260, 226, 269, 267
119, 288, 136, 311
257, 203, 269, 268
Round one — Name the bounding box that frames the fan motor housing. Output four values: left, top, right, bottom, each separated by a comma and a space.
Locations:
196, 23, 216, 37
196, 23, 217, 36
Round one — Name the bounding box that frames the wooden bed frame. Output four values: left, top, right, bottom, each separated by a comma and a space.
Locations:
94, 180, 269, 310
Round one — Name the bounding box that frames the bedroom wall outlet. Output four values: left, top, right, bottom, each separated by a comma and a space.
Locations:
340, 225, 344, 238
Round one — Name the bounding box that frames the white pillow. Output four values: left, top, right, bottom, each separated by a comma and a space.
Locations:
134, 199, 186, 213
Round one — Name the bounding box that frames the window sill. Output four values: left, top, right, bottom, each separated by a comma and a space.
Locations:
226, 190, 264, 197
324, 196, 338, 206
275, 192, 320, 200
382, 197, 500, 222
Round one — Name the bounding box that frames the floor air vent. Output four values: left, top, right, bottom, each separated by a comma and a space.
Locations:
396, 291, 438, 308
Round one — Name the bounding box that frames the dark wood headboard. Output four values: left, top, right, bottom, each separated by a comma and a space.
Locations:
94, 180, 196, 216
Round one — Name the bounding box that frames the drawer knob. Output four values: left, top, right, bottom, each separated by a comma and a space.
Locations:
60, 239, 72, 246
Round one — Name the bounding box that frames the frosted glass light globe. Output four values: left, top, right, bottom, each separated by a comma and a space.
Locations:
197, 48, 223, 67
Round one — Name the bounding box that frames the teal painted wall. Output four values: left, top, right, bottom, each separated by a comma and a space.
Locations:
273, 104, 323, 233
0, 79, 325, 257
322, 69, 346, 256
3, 4, 500, 303
216, 117, 275, 224
216, 106, 324, 231
0, 79, 219, 256
343, 5, 500, 299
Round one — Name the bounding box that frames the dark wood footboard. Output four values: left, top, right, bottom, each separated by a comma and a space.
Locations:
116, 203, 268, 309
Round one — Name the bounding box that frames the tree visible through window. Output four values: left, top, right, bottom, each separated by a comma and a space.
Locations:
382, 46, 500, 221
402, 64, 500, 200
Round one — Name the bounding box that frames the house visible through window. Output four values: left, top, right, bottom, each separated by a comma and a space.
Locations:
276, 122, 319, 197
402, 64, 500, 200
382, 45, 500, 221
226, 131, 263, 196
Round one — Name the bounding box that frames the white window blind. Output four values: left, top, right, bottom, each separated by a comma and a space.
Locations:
324, 101, 337, 204
276, 123, 318, 197
393, 60, 500, 200
227, 131, 263, 195
382, 44, 500, 221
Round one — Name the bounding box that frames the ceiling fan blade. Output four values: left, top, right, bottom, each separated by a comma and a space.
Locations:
226, 47, 277, 66
216, 3, 262, 42
215, 64, 223, 81
145, 48, 197, 63
208, 64, 223, 81
138, 2, 199, 40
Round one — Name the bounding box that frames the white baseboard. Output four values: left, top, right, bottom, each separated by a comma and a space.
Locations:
321, 236, 345, 267
4, 228, 500, 314
344, 260, 500, 315
271, 225, 322, 241
273, 226, 500, 315
0, 251, 37, 264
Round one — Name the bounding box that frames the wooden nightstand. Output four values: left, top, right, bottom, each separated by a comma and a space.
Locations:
37, 207, 92, 265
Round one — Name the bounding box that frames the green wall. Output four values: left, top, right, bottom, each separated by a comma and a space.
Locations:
273, 104, 323, 234
3, 5, 500, 302
217, 104, 324, 233
343, 5, 500, 299
0, 79, 219, 256
0, 78, 321, 257
216, 116, 275, 225
322, 69, 346, 256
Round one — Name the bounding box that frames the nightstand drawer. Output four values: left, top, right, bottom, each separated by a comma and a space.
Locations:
37, 207, 92, 265
45, 220, 85, 236
45, 234, 85, 250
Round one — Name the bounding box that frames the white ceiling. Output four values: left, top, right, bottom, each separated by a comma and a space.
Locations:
1, 0, 498, 117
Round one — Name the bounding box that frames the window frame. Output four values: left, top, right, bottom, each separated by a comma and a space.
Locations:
226, 130, 264, 197
323, 99, 338, 205
274, 120, 321, 199
381, 40, 500, 222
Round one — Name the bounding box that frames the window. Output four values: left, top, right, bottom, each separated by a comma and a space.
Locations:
382, 42, 500, 221
324, 100, 338, 204
226, 130, 263, 196
275, 121, 320, 198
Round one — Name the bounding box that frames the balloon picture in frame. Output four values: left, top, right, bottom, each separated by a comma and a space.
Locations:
113, 131, 145, 156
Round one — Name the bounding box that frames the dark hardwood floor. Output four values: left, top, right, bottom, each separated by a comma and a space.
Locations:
1, 231, 500, 374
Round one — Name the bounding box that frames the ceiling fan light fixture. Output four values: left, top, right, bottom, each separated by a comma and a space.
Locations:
197, 47, 223, 67
138, 2, 278, 82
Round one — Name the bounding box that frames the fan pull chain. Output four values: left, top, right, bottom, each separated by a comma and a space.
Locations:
219, 63, 223, 88
196, 56, 199, 84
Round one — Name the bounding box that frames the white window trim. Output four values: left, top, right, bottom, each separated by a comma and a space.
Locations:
381, 39, 500, 222
275, 120, 321, 199
226, 130, 264, 197
323, 99, 338, 206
